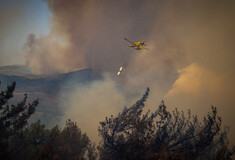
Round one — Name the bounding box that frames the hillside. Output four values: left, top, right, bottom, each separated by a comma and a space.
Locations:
0, 65, 33, 76
0, 65, 98, 127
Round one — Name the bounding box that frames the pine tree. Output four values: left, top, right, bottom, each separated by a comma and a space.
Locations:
98, 88, 234, 160
36, 119, 90, 160
0, 81, 39, 159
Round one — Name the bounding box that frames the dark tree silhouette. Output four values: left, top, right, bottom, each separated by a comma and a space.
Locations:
10, 120, 50, 160
0, 82, 92, 160
98, 88, 234, 160
8, 119, 91, 160
54, 119, 90, 160
87, 143, 98, 160
0, 81, 39, 159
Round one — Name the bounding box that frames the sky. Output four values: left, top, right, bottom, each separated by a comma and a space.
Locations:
0, 0, 50, 66
0, 0, 235, 144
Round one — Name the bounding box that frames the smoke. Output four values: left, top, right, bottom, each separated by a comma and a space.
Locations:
24, 0, 159, 73
23, 0, 235, 143
24, 33, 84, 73
165, 63, 235, 144
60, 74, 130, 143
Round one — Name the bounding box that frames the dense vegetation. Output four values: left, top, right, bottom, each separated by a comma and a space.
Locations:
98, 88, 234, 160
0, 82, 234, 160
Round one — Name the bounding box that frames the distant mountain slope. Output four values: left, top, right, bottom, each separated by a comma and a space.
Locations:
0, 68, 94, 94
0, 65, 33, 76
0, 65, 99, 127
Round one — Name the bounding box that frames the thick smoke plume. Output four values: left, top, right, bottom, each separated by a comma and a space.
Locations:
24, 0, 235, 143
25, 0, 158, 73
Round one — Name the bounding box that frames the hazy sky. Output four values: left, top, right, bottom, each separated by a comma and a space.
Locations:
0, 0, 235, 144
0, 0, 50, 66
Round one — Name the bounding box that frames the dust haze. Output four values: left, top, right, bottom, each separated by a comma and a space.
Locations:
0, 1, 25, 65
22, 0, 235, 143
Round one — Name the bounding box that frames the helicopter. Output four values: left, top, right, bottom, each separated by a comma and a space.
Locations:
124, 38, 149, 50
